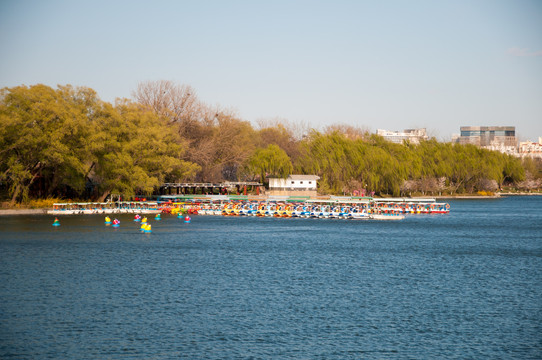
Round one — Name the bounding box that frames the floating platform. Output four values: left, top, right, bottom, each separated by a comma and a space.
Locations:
47, 202, 161, 215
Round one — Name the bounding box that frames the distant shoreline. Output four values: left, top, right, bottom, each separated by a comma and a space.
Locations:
434, 192, 542, 200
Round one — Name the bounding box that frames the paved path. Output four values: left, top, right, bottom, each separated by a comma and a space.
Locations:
0, 209, 47, 215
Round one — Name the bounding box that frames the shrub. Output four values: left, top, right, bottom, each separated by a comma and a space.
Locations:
26, 197, 64, 209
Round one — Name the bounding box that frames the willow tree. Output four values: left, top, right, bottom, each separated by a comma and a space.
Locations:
0, 84, 97, 203
244, 144, 293, 183
503, 155, 525, 185
296, 131, 361, 194
0, 84, 200, 203
89, 99, 200, 201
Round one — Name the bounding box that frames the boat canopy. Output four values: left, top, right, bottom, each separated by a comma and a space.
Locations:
375, 198, 436, 203
305, 199, 371, 204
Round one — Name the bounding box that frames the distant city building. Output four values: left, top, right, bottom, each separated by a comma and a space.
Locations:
452, 126, 518, 155
376, 128, 428, 144
268, 175, 320, 196
518, 138, 542, 158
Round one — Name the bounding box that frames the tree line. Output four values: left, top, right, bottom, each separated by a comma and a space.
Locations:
1, 81, 539, 204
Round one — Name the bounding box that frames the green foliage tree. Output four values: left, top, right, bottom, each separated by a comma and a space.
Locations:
88, 99, 199, 201
0, 84, 199, 203
244, 144, 293, 182
294, 130, 528, 196
0, 81, 536, 203
503, 155, 526, 184
0, 84, 95, 203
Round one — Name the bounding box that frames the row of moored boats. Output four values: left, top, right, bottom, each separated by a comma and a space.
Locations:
48, 198, 450, 221
173, 200, 450, 221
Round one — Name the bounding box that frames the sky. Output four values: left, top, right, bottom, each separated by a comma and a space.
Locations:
1, 0, 541, 141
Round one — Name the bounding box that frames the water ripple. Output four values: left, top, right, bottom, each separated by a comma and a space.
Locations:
1, 197, 541, 359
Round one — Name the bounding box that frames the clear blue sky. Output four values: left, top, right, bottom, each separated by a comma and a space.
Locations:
1, 0, 541, 141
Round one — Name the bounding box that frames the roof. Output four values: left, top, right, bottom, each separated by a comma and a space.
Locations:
275, 174, 320, 180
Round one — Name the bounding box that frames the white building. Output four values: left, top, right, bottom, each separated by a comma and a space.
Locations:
268, 175, 320, 196
376, 128, 428, 144
518, 138, 542, 158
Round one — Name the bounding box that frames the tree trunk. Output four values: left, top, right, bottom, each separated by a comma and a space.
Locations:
97, 190, 111, 203
85, 162, 96, 179
10, 184, 21, 206
10, 171, 41, 205
47, 169, 61, 197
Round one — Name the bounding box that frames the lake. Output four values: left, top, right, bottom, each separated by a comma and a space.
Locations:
1, 196, 541, 359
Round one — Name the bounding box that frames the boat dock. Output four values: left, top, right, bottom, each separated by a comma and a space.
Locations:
47, 196, 450, 220
47, 202, 161, 215
162, 195, 450, 220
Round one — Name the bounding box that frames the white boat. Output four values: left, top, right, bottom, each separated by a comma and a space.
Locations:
370, 214, 405, 220
47, 201, 161, 215
348, 211, 370, 220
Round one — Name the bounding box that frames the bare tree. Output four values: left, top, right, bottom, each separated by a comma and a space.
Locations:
420, 177, 438, 195
132, 80, 200, 138
323, 123, 371, 140
401, 179, 419, 196
253, 119, 301, 161
256, 117, 310, 141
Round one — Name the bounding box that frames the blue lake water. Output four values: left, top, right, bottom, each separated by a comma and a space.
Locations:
1, 196, 541, 359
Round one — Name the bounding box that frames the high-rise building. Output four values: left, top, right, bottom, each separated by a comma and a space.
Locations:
455, 126, 516, 146
452, 126, 517, 154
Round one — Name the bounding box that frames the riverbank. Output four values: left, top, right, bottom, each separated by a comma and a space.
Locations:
434, 195, 500, 199
0, 209, 48, 215
433, 192, 542, 200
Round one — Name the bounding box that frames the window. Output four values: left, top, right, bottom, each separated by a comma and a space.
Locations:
300, 181, 303, 184
461, 130, 481, 137
291, 181, 294, 184
309, 181, 312, 184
